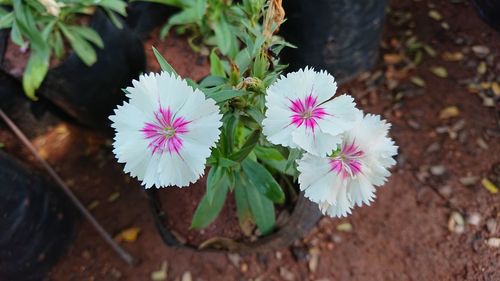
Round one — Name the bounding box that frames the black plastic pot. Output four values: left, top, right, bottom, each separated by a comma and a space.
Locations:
0, 152, 74, 281
281, 0, 388, 84
472, 0, 500, 31
146, 189, 322, 253
0, 10, 146, 131
126, 2, 178, 40
37, 10, 146, 131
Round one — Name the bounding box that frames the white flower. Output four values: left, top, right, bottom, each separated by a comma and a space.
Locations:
297, 112, 398, 217
110, 72, 222, 188
262, 67, 359, 156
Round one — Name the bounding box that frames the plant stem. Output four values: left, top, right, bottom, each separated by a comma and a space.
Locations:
0, 109, 137, 266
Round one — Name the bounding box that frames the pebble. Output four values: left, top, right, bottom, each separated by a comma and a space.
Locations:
279, 267, 295, 281
181, 271, 192, 281
430, 165, 447, 176
486, 238, 500, 248
476, 138, 489, 150
448, 212, 465, 233
438, 185, 453, 197
426, 142, 441, 153
451, 119, 466, 132
486, 218, 498, 234
308, 247, 321, 273
472, 45, 490, 58
459, 176, 479, 186
227, 254, 240, 268
407, 119, 421, 129
466, 212, 482, 226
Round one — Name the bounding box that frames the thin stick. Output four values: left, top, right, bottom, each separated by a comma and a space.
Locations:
0, 109, 137, 266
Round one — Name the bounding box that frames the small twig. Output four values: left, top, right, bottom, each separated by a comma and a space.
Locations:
0, 109, 137, 266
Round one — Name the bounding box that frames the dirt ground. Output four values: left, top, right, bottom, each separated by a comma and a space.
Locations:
0, 0, 498, 280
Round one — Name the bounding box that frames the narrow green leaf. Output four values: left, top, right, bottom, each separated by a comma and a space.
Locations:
213, 15, 232, 55
210, 49, 226, 77
69, 26, 104, 48
0, 12, 13, 29
199, 75, 226, 87
152, 46, 178, 76
206, 166, 225, 204
97, 0, 127, 16
190, 181, 229, 229
229, 129, 260, 162
205, 89, 246, 103
22, 51, 49, 100
241, 158, 285, 204
237, 172, 275, 235
234, 174, 254, 234
59, 23, 97, 66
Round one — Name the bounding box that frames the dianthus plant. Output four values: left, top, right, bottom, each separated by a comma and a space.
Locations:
110, 0, 397, 235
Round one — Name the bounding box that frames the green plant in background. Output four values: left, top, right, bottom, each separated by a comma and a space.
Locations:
147, 0, 271, 58
0, 0, 127, 99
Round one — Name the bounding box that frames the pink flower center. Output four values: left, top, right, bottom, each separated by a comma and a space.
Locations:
289, 94, 327, 131
329, 141, 365, 180
141, 107, 190, 155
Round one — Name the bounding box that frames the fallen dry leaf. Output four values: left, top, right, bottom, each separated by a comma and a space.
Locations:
477, 61, 487, 75
336, 222, 353, 232
428, 10, 442, 21
383, 53, 403, 64
491, 82, 500, 96
439, 106, 460, 119
150, 261, 168, 281
410, 76, 426, 87
481, 178, 498, 194
442, 51, 463, 61
115, 227, 141, 243
430, 66, 448, 78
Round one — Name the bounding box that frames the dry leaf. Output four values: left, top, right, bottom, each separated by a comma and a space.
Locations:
442, 52, 463, 61
441, 22, 450, 29
439, 106, 460, 119
410, 76, 426, 87
491, 82, 500, 96
428, 10, 442, 21
430, 66, 448, 78
383, 53, 403, 64
336, 222, 353, 232
115, 227, 141, 242
107, 192, 120, 202
87, 200, 100, 210
481, 178, 498, 194
423, 45, 437, 57
151, 261, 168, 281
477, 61, 487, 75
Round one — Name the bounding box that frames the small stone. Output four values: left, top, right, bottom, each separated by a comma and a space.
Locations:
426, 142, 441, 153
107, 192, 120, 203
430, 165, 446, 176
181, 271, 192, 281
486, 218, 497, 234
441, 22, 450, 29
486, 238, 500, 248
279, 267, 295, 281
451, 119, 466, 132
472, 45, 490, 58
410, 76, 426, 87
239, 263, 248, 273
459, 176, 479, 186
308, 247, 320, 273
476, 138, 489, 150
438, 185, 453, 197
407, 119, 421, 129
275, 251, 283, 260
227, 254, 240, 268
110, 268, 122, 279
466, 212, 482, 226
442, 51, 464, 61
448, 212, 465, 233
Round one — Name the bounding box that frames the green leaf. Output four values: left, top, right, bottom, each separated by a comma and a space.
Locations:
246, 107, 264, 124
199, 75, 226, 87
10, 22, 24, 46
229, 129, 260, 162
205, 89, 246, 103
23, 51, 49, 100
285, 148, 302, 173
241, 158, 285, 204
237, 172, 275, 235
254, 146, 295, 176
234, 175, 254, 234
209, 49, 226, 77
213, 15, 232, 55
152, 46, 178, 76
51, 29, 65, 59
223, 114, 238, 154
97, 0, 127, 16
69, 26, 104, 48
206, 166, 226, 204
0, 12, 13, 29
190, 178, 229, 229
59, 23, 97, 66
103, 7, 124, 29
